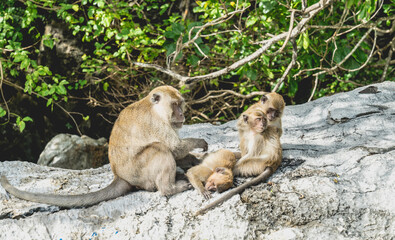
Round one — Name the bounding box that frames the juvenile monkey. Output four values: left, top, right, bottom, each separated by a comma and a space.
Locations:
238, 92, 285, 137
1, 86, 208, 208
186, 149, 236, 199
251, 92, 285, 136
195, 108, 282, 215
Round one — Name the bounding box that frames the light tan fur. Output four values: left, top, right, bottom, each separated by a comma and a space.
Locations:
234, 108, 282, 176
1, 85, 208, 208
186, 149, 236, 199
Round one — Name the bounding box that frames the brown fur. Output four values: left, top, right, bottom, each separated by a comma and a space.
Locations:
186, 149, 236, 199
1, 86, 208, 208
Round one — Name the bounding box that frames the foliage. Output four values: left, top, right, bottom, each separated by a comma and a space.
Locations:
0, 0, 394, 134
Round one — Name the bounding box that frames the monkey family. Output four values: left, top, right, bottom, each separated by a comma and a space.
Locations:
1, 86, 285, 213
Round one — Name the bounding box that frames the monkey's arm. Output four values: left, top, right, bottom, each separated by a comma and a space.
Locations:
172, 138, 208, 160
194, 167, 273, 216
186, 166, 212, 200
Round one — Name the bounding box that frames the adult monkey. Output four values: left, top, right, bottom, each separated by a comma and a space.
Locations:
1, 86, 208, 208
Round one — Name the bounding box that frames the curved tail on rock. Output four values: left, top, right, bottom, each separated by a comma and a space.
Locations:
0, 175, 133, 208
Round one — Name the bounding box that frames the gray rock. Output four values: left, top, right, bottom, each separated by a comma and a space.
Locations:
1, 82, 394, 239
37, 133, 108, 170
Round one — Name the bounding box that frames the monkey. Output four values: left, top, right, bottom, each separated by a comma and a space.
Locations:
194, 108, 282, 215
186, 149, 236, 200
238, 92, 285, 139
251, 92, 285, 136
1, 85, 208, 208
234, 109, 282, 177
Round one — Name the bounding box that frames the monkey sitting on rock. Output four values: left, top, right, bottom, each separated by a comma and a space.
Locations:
1, 85, 208, 208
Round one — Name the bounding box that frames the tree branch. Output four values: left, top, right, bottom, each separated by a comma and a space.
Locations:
272, 39, 298, 92
133, 0, 333, 85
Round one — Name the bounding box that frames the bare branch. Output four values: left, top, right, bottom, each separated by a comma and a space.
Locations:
189, 89, 267, 105
308, 75, 319, 102
278, 9, 296, 53
272, 39, 298, 92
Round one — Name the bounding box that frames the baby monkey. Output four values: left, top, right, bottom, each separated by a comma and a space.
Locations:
186, 149, 236, 199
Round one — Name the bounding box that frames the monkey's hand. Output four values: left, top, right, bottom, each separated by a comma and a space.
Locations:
191, 138, 208, 152
201, 190, 212, 200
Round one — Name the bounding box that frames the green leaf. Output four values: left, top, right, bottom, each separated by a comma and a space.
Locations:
43, 38, 54, 49
246, 16, 257, 28
18, 121, 26, 132
245, 69, 257, 81
103, 82, 109, 91
46, 98, 53, 107
20, 59, 30, 70
72, 4, 79, 12
302, 32, 309, 50
83, 115, 90, 121
22, 116, 33, 122
187, 55, 200, 67
0, 107, 6, 118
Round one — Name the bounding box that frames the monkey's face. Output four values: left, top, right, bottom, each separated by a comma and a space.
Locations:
260, 92, 285, 121
170, 100, 186, 129
150, 86, 186, 129
205, 167, 233, 193
243, 111, 267, 133
266, 108, 280, 121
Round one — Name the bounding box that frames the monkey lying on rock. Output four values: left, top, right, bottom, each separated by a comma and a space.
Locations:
186, 149, 236, 199
1, 85, 208, 208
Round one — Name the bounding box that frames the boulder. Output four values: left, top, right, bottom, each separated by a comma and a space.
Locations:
37, 134, 108, 169
1, 82, 394, 239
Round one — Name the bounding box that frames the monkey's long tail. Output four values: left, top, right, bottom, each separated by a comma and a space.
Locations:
194, 167, 273, 216
0, 175, 133, 208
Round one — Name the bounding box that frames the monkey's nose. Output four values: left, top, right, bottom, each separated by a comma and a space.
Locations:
207, 186, 217, 192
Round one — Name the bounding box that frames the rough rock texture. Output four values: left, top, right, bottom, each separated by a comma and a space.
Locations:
1, 82, 394, 239
37, 134, 109, 170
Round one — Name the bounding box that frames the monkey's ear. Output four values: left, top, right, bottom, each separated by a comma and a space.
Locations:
215, 167, 226, 174
243, 114, 248, 123
261, 94, 268, 103
151, 93, 161, 104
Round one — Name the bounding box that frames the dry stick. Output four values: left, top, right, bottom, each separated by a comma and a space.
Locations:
194, 168, 273, 216
272, 39, 298, 93
277, 9, 296, 54
308, 75, 319, 102
189, 90, 266, 105
133, 0, 332, 85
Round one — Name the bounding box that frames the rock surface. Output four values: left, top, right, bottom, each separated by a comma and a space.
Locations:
1, 82, 394, 239
37, 134, 108, 170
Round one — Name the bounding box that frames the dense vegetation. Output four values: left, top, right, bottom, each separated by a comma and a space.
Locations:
0, 0, 394, 161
